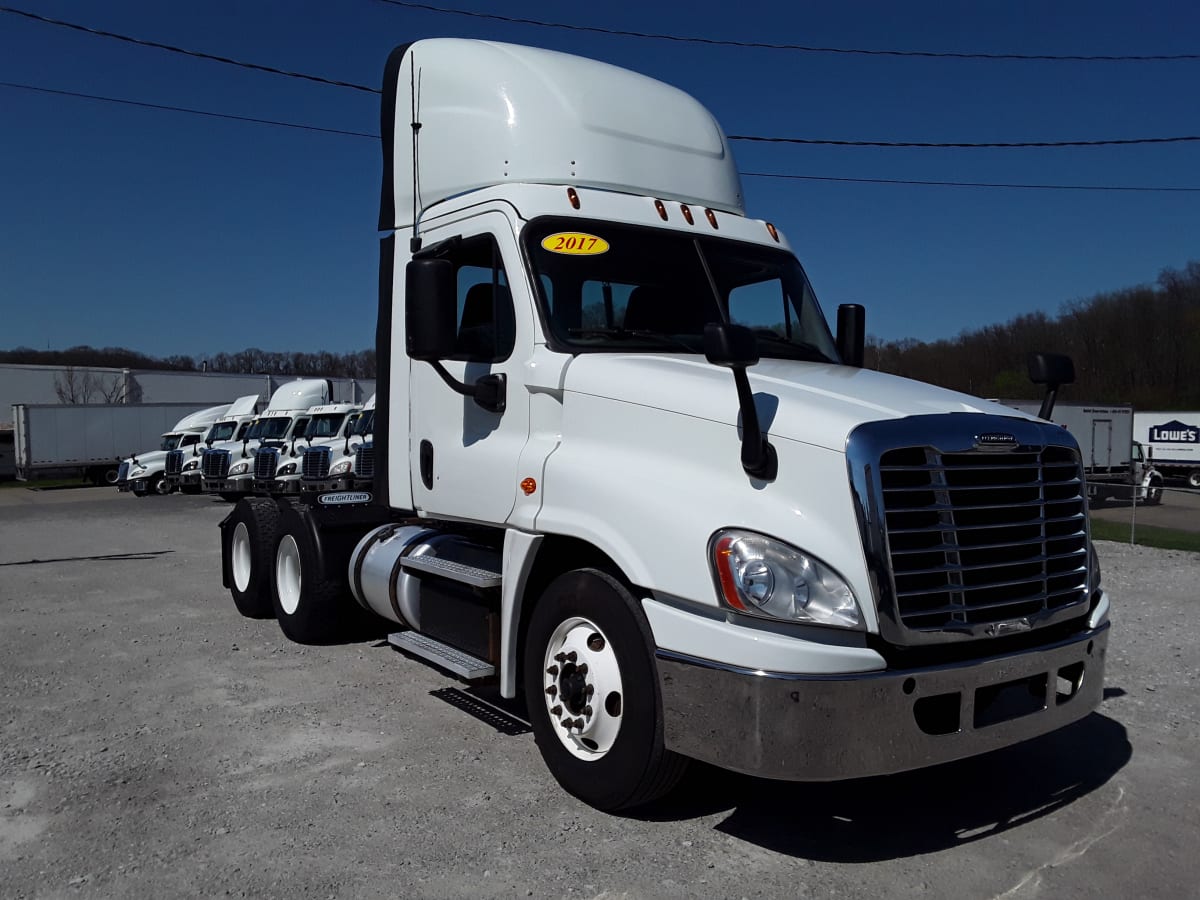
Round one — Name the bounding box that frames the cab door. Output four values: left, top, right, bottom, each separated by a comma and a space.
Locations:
407, 213, 532, 524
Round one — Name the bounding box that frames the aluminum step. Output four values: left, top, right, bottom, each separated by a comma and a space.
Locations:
387, 631, 496, 680
399, 554, 502, 589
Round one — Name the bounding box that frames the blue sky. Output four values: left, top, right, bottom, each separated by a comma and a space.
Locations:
1, 1, 1197, 360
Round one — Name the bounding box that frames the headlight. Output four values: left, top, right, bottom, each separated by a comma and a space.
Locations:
279, 463, 297, 476
330, 460, 353, 475
130, 466, 146, 476
229, 462, 250, 476
710, 529, 861, 629
183, 459, 200, 471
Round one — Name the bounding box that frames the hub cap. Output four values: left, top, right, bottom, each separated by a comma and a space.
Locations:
541, 616, 623, 760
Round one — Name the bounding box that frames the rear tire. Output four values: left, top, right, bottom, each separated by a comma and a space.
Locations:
270, 505, 367, 644
523, 568, 688, 811
224, 498, 280, 618
219, 492, 242, 503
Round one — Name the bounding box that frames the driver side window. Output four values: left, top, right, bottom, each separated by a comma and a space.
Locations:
450, 236, 516, 364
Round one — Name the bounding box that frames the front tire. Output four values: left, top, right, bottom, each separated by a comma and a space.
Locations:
1188, 470, 1200, 490
224, 498, 280, 618
1145, 476, 1163, 505
523, 568, 688, 811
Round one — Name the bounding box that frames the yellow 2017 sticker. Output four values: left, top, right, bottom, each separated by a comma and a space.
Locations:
541, 232, 609, 255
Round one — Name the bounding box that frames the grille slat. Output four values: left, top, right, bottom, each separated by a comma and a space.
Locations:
874, 437, 1089, 639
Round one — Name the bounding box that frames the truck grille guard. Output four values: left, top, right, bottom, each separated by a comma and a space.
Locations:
847, 413, 1092, 648
302, 446, 333, 480
254, 447, 280, 480
202, 449, 231, 479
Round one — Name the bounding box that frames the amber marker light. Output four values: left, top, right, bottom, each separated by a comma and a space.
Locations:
520, 477, 537, 496
566, 187, 580, 209
680, 204, 694, 225
654, 199, 668, 221
765, 222, 780, 242
705, 208, 719, 229
713, 535, 750, 612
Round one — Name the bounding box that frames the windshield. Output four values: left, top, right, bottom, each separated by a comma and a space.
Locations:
523, 218, 839, 362
306, 413, 346, 440
159, 434, 183, 451
249, 417, 292, 440
207, 421, 237, 442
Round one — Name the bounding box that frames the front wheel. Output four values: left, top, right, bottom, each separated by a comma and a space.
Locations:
523, 569, 688, 811
1145, 477, 1163, 505
1188, 470, 1200, 490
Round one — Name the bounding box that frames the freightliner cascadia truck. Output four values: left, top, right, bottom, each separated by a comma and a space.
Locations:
218, 39, 1109, 811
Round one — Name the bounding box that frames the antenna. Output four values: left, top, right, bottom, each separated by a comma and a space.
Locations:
410, 57, 423, 253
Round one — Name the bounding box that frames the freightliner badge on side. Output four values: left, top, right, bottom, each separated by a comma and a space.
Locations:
217, 38, 1109, 811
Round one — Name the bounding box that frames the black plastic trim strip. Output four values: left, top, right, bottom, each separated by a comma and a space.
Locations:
375, 233, 395, 510
378, 42, 412, 232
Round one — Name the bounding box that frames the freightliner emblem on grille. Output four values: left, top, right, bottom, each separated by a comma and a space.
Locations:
974, 432, 1018, 451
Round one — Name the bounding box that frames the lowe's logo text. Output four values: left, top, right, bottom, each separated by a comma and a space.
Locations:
318, 491, 372, 505
1149, 421, 1199, 443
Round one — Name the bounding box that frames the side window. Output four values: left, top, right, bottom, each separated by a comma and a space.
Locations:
182, 434, 199, 447
236, 421, 251, 441
450, 236, 516, 363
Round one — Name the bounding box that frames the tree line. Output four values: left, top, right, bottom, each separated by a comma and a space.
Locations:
864, 262, 1200, 409
0, 346, 377, 379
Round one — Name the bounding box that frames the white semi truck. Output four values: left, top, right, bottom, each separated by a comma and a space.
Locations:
201, 380, 329, 501
299, 393, 376, 495
165, 395, 261, 494
117, 404, 231, 497
254, 402, 362, 494
1134, 411, 1200, 488
217, 39, 1109, 811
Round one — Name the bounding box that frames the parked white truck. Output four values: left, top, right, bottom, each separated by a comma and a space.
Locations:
1134, 411, 1200, 488
254, 402, 362, 494
165, 395, 261, 494
1008, 401, 1163, 505
201, 380, 329, 501
117, 404, 232, 497
217, 39, 1108, 811
298, 393, 376, 495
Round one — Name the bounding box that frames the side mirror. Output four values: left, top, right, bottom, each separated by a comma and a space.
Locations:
1027, 352, 1075, 420
836, 304, 865, 368
704, 322, 759, 368
406, 258, 457, 361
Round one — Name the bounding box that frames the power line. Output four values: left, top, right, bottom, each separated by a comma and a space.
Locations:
371, 0, 1200, 62
741, 171, 1200, 193
6, 6, 1198, 149
0, 81, 379, 138
731, 134, 1200, 148
5, 80, 1197, 194
0, 5, 379, 93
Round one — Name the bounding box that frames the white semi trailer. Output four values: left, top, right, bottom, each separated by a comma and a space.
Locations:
217, 39, 1109, 811
1134, 411, 1200, 488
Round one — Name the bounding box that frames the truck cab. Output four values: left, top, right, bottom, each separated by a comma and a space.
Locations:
219, 39, 1109, 812
117, 404, 231, 497
299, 393, 376, 494
166, 394, 260, 494
255, 402, 362, 494
201, 380, 329, 501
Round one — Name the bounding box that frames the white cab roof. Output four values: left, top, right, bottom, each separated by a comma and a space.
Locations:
383, 38, 743, 227
225, 394, 260, 417
170, 404, 231, 433
265, 379, 329, 415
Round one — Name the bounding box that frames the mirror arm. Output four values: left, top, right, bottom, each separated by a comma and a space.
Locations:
427, 361, 506, 415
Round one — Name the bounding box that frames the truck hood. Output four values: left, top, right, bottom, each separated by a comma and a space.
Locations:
562, 354, 1034, 452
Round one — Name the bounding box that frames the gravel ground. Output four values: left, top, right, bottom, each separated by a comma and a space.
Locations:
1, 487, 1197, 899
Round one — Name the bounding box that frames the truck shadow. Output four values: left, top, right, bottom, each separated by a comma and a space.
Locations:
641, 711, 1131, 862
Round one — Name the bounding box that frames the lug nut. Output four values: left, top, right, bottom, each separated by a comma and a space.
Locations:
554, 653, 566, 663
584, 706, 593, 717
577, 663, 588, 675
565, 650, 577, 663
545, 685, 557, 696
585, 685, 594, 697
546, 665, 559, 676
550, 705, 562, 717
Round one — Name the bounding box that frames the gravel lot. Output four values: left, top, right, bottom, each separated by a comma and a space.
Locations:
1, 487, 1197, 899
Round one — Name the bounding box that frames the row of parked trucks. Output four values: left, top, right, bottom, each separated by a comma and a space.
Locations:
111, 380, 375, 499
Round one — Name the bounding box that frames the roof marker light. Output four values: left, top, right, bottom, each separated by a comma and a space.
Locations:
654, 199, 668, 221
680, 204, 694, 225
567, 187, 580, 209
705, 208, 719, 229
766, 222, 780, 242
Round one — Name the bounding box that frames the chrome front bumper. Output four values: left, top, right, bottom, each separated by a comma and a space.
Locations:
657, 623, 1108, 781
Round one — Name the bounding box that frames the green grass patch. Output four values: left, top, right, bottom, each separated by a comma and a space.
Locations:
1091, 517, 1200, 553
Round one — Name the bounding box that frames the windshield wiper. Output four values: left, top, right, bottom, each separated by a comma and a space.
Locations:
567, 327, 700, 352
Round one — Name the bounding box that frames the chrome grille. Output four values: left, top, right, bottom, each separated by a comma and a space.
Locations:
849, 414, 1091, 646
254, 447, 280, 480
117, 461, 129, 483
202, 449, 231, 479
355, 443, 374, 478
302, 446, 332, 480
165, 449, 184, 476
